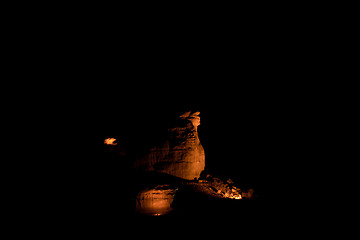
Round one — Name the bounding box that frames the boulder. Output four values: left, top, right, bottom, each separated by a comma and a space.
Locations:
135, 185, 177, 216
133, 111, 205, 180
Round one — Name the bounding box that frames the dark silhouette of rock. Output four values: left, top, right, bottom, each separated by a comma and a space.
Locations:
133, 111, 205, 180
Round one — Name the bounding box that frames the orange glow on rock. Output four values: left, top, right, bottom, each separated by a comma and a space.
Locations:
221, 191, 242, 200
104, 138, 117, 145
229, 195, 242, 199
136, 185, 177, 216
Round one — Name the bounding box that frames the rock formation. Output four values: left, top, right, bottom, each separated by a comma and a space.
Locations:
133, 111, 205, 180
102, 111, 256, 216
135, 185, 177, 216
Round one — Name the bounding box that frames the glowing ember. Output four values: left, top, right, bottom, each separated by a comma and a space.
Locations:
104, 138, 117, 145
222, 191, 242, 200
229, 195, 242, 199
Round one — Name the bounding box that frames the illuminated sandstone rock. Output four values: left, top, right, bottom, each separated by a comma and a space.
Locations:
104, 138, 117, 145
135, 185, 177, 216
133, 111, 205, 180
199, 174, 243, 199
180, 111, 200, 131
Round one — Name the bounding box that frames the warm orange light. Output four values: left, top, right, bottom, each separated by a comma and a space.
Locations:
230, 195, 242, 199
225, 193, 242, 199
136, 186, 177, 216
104, 138, 117, 145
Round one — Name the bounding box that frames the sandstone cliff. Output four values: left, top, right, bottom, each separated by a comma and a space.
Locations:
133, 111, 205, 180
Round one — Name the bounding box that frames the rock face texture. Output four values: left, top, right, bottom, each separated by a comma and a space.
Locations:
133, 111, 205, 180
135, 185, 177, 216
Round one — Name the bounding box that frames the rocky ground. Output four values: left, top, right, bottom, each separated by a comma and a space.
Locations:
130, 171, 257, 217
101, 149, 259, 218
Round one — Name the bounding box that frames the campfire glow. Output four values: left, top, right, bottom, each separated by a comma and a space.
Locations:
220, 191, 242, 200
229, 195, 242, 199
104, 138, 117, 145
